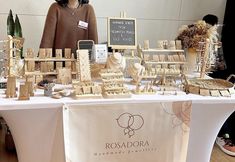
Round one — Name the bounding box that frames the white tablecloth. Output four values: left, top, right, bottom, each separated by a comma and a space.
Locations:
0, 89, 235, 162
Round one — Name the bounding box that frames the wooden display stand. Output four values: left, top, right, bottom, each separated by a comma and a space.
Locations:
198, 39, 210, 78
99, 69, 131, 98
73, 81, 102, 99
76, 50, 91, 82
73, 50, 102, 99
6, 76, 17, 98
57, 68, 72, 85
25, 81, 34, 96
18, 84, 30, 100
24, 48, 77, 82
133, 81, 156, 95
0, 35, 24, 77
140, 40, 186, 86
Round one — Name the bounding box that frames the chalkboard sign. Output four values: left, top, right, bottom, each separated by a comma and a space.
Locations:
108, 17, 137, 49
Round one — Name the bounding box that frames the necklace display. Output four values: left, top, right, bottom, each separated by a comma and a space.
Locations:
107, 52, 126, 71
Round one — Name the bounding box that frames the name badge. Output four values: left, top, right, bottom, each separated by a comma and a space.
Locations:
78, 21, 88, 29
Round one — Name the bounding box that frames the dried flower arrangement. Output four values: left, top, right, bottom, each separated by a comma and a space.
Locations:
176, 20, 218, 49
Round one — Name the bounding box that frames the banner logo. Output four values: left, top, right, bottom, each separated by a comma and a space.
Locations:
116, 113, 144, 138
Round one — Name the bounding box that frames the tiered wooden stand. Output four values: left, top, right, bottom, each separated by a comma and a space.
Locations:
100, 69, 131, 98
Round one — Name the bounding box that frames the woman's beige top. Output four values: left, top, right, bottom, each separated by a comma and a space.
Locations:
40, 3, 98, 54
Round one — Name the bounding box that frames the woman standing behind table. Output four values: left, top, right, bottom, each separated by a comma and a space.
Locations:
40, 0, 98, 54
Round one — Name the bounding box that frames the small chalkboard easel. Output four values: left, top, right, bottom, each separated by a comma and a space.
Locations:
107, 11, 137, 56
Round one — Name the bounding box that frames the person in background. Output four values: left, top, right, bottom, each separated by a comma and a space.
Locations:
40, 0, 98, 54
203, 14, 235, 156
203, 14, 218, 26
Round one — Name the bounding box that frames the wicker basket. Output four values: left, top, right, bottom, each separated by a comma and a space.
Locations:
184, 75, 235, 97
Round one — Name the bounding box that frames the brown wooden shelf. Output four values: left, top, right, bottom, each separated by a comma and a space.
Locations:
25, 71, 77, 75
24, 58, 76, 61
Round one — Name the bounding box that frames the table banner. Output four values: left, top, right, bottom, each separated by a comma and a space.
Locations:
64, 101, 192, 162
1, 106, 65, 162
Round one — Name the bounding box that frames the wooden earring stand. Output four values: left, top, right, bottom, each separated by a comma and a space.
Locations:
73, 50, 102, 99
99, 69, 131, 98
6, 76, 17, 98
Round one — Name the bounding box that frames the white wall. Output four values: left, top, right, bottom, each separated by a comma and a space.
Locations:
0, 0, 226, 52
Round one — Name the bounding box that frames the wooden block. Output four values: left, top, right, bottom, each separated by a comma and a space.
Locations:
167, 55, 174, 62
46, 48, 53, 58
144, 54, 150, 61
57, 68, 72, 84
65, 61, 72, 69
72, 62, 76, 72
82, 86, 91, 94
210, 90, 221, 97
56, 49, 63, 59
200, 88, 210, 96
47, 62, 54, 72
220, 90, 231, 97
25, 81, 34, 96
153, 55, 159, 61
179, 54, 186, 62
26, 76, 35, 85
175, 40, 182, 50
188, 86, 200, 94
173, 54, 180, 62
228, 88, 235, 94
159, 55, 165, 62
157, 40, 164, 49
71, 53, 75, 59
26, 48, 34, 58
18, 84, 30, 100
39, 48, 46, 59
6, 76, 17, 98
169, 40, 176, 50
56, 62, 63, 69
64, 48, 71, 59
41, 62, 48, 72
27, 61, 35, 72
144, 40, 149, 50
91, 86, 102, 94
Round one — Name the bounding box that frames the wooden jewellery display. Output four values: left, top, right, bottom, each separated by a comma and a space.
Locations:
73, 49, 102, 99
127, 63, 156, 94
99, 69, 131, 98
73, 81, 102, 99
24, 48, 77, 80
133, 81, 156, 95
18, 81, 34, 100
0, 35, 24, 77
0, 36, 24, 98
135, 40, 186, 87
6, 76, 17, 98
195, 39, 216, 78
106, 52, 126, 71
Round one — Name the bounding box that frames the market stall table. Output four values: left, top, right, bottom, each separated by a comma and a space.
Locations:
0, 88, 235, 162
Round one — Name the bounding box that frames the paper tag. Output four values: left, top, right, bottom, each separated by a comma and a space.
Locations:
78, 21, 88, 29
